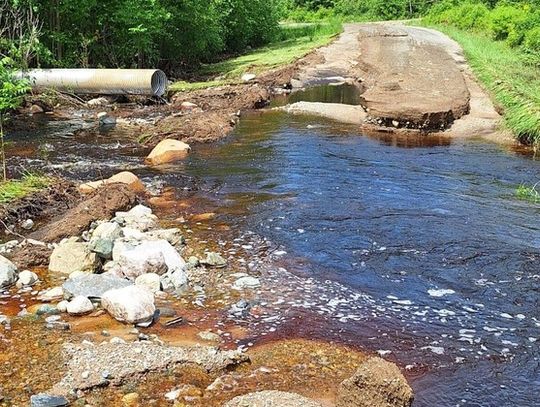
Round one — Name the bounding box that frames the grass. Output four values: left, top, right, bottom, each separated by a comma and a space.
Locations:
516, 183, 540, 203
0, 173, 52, 204
169, 21, 342, 92
419, 23, 540, 145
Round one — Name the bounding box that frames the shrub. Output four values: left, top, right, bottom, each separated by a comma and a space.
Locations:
427, 2, 489, 31
487, 5, 528, 42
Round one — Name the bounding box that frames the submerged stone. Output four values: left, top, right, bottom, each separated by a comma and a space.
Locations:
30, 393, 68, 407
63, 273, 132, 299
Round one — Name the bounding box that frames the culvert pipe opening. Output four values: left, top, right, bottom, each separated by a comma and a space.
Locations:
17, 69, 169, 96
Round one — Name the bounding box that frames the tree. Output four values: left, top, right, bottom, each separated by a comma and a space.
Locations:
0, 58, 30, 181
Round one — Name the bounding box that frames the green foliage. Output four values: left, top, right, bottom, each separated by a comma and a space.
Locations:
422, 24, 540, 145
0, 58, 29, 114
426, 2, 490, 30
28, 0, 282, 70
170, 21, 341, 92
516, 183, 540, 203
0, 173, 52, 204
488, 4, 528, 41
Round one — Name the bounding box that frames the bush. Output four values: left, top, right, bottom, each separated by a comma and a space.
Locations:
429, 2, 489, 31
487, 5, 528, 42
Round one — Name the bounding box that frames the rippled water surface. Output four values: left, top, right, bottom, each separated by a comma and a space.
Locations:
7, 108, 540, 406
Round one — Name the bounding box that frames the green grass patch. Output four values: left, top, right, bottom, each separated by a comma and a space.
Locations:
418, 22, 540, 145
170, 21, 342, 93
0, 174, 52, 204
516, 183, 540, 203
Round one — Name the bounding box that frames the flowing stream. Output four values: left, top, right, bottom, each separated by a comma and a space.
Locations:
5, 90, 540, 406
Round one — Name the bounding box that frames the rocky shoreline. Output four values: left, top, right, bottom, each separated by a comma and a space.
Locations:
0, 173, 414, 406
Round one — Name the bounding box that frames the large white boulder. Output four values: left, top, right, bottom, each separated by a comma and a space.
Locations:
49, 241, 99, 275
0, 255, 17, 288
145, 139, 191, 166
112, 239, 186, 280
101, 285, 155, 324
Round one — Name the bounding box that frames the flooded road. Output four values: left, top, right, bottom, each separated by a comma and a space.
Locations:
5, 107, 540, 406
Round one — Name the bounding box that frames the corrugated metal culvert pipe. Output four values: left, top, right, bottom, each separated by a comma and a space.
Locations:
17, 69, 168, 96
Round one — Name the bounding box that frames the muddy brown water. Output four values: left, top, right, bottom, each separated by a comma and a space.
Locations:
4, 89, 540, 406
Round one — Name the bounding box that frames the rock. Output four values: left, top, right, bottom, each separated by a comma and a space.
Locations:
135, 273, 161, 293
201, 252, 227, 268
0, 239, 18, 254
241, 73, 257, 82
180, 101, 198, 111
16, 270, 39, 287
145, 139, 191, 165
31, 304, 60, 315
101, 285, 156, 324
79, 171, 145, 194
50, 342, 247, 395
233, 276, 261, 290
30, 393, 69, 407
224, 391, 322, 407
63, 274, 133, 299
122, 392, 140, 406
165, 388, 181, 401
87, 97, 109, 107
97, 111, 116, 125
198, 330, 220, 342
88, 222, 123, 258
29, 104, 45, 114
160, 269, 188, 291
49, 241, 99, 275
37, 286, 64, 302
336, 357, 414, 407
144, 228, 184, 246
56, 301, 68, 313
0, 315, 10, 325
0, 255, 18, 288
112, 239, 185, 280
66, 296, 94, 315
21, 219, 35, 230
114, 205, 157, 231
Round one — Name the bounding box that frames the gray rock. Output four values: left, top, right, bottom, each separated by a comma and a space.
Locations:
114, 205, 157, 232
135, 273, 161, 293
66, 296, 94, 315
35, 304, 60, 315
30, 393, 69, 407
0, 255, 17, 288
20, 219, 34, 230
160, 269, 188, 291
144, 228, 184, 246
49, 241, 99, 275
112, 239, 186, 280
0, 240, 18, 254
201, 252, 227, 268
88, 222, 122, 259
233, 276, 261, 290
0, 315, 10, 325
224, 391, 323, 407
37, 286, 64, 302
198, 330, 220, 342
16, 270, 38, 287
101, 285, 155, 324
63, 274, 132, 299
